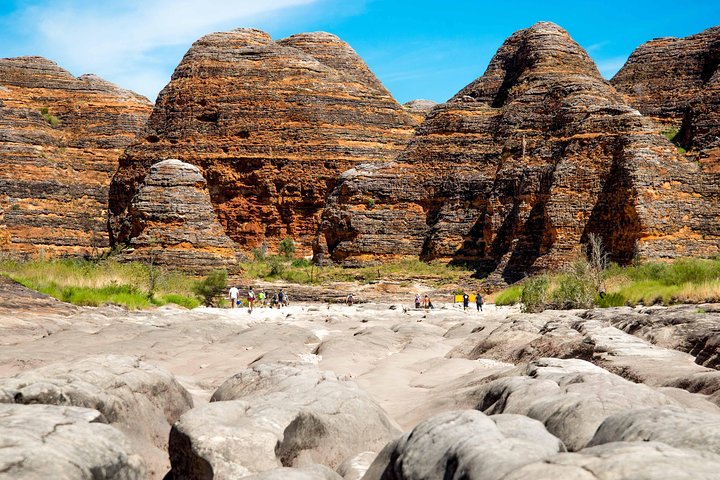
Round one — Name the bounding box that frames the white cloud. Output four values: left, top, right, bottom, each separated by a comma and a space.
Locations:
13, 0, 322, 99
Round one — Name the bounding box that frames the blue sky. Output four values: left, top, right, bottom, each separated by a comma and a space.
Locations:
1, 0, 719, 104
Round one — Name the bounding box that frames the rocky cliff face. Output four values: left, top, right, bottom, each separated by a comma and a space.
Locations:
611, 26, 720, 259
0, 57, 152, 257
109, 29, 417, 257
119, 159, 238, 272
317, 22, 719, 281
611, 26, 720, 132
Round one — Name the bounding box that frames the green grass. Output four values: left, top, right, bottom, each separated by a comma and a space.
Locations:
494, 285, 522, 305
492, 257, 720, 311
0, 258, 201, 310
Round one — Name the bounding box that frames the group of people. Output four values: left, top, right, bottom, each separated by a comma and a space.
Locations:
462, 292, 484, 312
228, 286, 289, 311
414, 293, 434, 310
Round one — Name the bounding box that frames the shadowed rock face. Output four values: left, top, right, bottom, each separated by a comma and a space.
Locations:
120, 159, 238, 272
317, 22, 719, 280
109, 28, 417, 257
0, 56, 152, 257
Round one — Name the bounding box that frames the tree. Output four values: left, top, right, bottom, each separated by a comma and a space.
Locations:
193, 270, 228, 306
278, 237, 295, 258
586, 233, 608, 294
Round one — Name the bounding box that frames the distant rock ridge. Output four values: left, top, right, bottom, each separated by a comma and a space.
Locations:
316, 22, 719, 281
0, 56, 152, 257
611, 26, 720, 131
119, 159, 238, 272
109, 28, 417, 257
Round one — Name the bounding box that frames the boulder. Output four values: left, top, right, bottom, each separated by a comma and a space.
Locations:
475, 358, 686, 451
167, 362, 399, 479
361, 410, 563, 480
0, 355, 193, 478
119, 159, 238, 272
502, 441, 720, 480
0, 403, 145, 479
588, 405, 720, 455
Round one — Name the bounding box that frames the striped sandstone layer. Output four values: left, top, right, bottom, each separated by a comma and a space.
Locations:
317, 22, 719, 281
109, 29, 417, 257
0, 56, 152, 257
119, 159, 238, 272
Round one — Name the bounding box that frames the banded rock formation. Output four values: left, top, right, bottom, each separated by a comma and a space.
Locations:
109, 29, 417, 257
119, 159, 238, 272
317, 22, 719, 280
0, 56, 152, 257
612, 26, 720, 253
611, 26, 720, 131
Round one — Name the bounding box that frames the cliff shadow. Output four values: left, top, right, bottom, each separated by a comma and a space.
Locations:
581, 156, 641, 265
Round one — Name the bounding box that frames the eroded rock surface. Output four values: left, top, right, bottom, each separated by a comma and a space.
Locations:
167, 362, 399, 479
362, 410, 564, 480
0, 355, 193, 478
0, 56, 152, 257
0, 403, 145, 479
475, 358, 694, 451
119, 159, 238, 272
317, 22, 719, 278
109, 29, 416, 257
503, 441, 720, 480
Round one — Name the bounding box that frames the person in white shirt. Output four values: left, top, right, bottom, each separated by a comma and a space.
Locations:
228, 286, 239, 308
248, 287, 255, 313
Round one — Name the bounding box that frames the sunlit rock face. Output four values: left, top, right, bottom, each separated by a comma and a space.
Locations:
0, 56, 152, 257
118, 159, 239, 272
109, 28, 417, 257
317, 22, 719, 281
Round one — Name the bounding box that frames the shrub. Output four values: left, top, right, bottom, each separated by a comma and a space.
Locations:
292, 258, 311, 268
367, 198, 376, 208
550, 273, 595, 309
192, 269, 228, 306
39, 107, 59, 127
521, 275, 550, 313
267, 256, 286, 277
494, 285, 522, 306
596, 292, 627, 308
661, 128, 678, 142
278, 237, 295, 258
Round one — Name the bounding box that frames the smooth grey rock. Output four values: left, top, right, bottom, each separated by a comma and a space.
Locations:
336, 451, 377, 480
588, 405, 720, 455
0, 403, 145, 479
243, 464, 343, 479
168, 362, 399, 479
361, 410, 562, 480
476, 358, 684, 450
503, 441, 720, 479
0, 354, 193, 476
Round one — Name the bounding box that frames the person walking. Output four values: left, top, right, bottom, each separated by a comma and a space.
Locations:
415, 294, 421, 309
228, 285, 239, 309
476, 292, 484, 312
272, 291, 279, 308
247, 287, 255, 313
462, 293, 469, 311
346, 293, 354, 306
